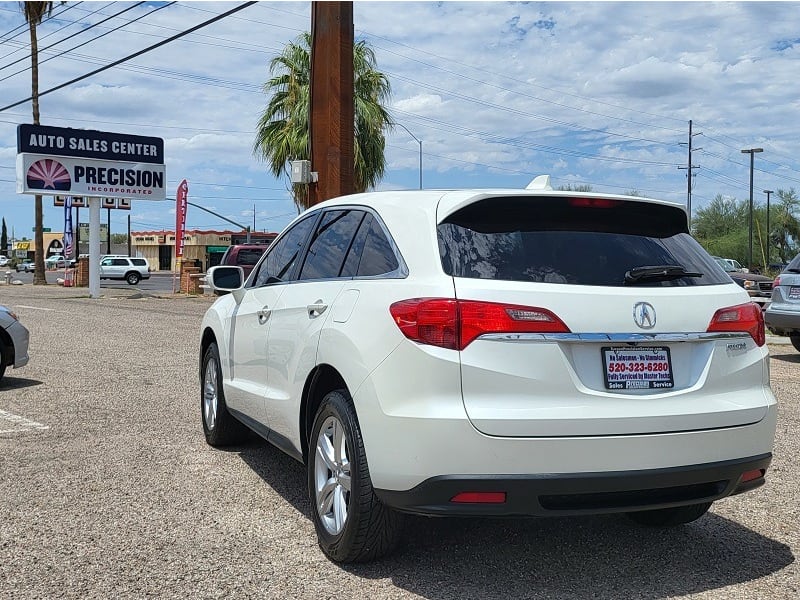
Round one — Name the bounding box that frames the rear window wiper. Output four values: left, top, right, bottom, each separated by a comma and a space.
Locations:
624, 265, 703, 285
785, 268, 800, 273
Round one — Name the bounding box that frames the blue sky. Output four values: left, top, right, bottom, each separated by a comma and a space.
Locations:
1, 1, 799, 241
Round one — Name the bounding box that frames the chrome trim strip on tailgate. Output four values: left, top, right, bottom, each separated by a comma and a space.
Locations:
481, 332, 751, 343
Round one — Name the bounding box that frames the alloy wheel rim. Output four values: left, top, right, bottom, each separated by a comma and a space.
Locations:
314, 415, 351, 535
203, 359, 218, 431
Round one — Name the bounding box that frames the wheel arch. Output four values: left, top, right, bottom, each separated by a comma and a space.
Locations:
300, 364, 348, 464
199, 327, 217, 380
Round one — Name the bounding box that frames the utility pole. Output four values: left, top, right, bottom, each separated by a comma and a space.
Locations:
308, 1, 355, 206
678, 120, 701, 229
741, 147, 763, 271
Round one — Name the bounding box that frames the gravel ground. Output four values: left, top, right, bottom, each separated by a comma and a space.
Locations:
0, 283, 797, 599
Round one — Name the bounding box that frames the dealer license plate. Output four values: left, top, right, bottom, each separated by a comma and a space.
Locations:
788, 286, 800, 300
602, 346, 674, 390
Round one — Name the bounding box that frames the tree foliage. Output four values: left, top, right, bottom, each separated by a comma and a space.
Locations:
693, 190, 800, 271
254, 33, 393, 211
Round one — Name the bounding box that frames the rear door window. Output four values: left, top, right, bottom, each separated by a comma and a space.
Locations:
437, 196, 730, 287
299, 210, 366, 280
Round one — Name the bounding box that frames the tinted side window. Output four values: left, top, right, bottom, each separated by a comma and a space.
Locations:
299, 210, 365, 280
112, 259, 128, 266
131, 259, 147, 266
438, 196, 729, 287
340, 214, 373, 277
252, 215, 316, 287
357, 217, 399, 276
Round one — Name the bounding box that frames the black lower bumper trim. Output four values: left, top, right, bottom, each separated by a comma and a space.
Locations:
374, 454, 771, 517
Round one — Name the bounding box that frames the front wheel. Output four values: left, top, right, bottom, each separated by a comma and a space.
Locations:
626, 502, 712, 527
201, 342, 248, 446
308, 389, 402, 563
126, 272, 141, 285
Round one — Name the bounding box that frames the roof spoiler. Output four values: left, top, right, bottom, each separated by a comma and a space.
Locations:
525, 175, 553, 190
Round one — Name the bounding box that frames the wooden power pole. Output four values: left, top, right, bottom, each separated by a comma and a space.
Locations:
308, 1, 355, 206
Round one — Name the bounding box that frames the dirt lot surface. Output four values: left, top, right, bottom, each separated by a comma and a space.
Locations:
1, 283, 797, 599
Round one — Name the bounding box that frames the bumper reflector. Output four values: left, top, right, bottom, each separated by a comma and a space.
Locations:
450, 491, 507, 504
740, 469, 765, 483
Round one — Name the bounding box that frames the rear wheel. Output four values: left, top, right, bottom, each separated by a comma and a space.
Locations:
308, 389, 402, 562
790, 335, 800, 352
626, 502, 712, 527
201, 343, 248, 446
126, 272, 141, 285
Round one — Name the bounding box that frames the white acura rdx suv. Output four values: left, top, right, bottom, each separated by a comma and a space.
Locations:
199, 177, 776, 563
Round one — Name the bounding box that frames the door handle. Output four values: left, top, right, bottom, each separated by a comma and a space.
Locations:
256, 306, 271, 324
307, 300, 328, 318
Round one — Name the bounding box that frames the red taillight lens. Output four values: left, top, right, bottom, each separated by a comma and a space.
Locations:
451, 491, 507, 504
568, 197, 622, 209
390, 298, 458, 349
706, 302, 765, 346
389, 298, 570, 350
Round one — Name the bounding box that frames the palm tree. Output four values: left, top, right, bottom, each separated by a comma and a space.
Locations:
254, 33, 393, 211
22, 1, 57, 285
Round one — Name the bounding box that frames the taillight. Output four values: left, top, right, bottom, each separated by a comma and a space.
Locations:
773, 276, 781, 287
389, 298, 570, 350
706, 302, 765, 346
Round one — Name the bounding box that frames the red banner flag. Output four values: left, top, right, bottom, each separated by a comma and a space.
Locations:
175, 179, 188, 259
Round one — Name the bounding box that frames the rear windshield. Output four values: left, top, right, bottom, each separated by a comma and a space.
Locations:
437, 196, 730, 287
236, 249, 265, 266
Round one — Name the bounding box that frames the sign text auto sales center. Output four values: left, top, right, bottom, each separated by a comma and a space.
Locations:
16, 124, 166, 200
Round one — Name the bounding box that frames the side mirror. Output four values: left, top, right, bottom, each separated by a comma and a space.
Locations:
206, 265, 244, 296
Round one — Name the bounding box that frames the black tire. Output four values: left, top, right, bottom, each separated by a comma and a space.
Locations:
626, 502, 712, 527
0, 339, 7, 382
790, 335, 800, 353
201, 342, 248, 446
308, 389, 402, 563
126, 272, 141, 285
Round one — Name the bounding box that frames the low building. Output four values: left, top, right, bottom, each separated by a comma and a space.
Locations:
11, 229, 277, 272
131, 230, 277, 272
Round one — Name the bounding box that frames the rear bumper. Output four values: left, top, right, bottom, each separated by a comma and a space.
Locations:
375, 454, 772, 517
765, 307, 800, 334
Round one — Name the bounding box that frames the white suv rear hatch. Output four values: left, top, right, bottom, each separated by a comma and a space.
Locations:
437, 193, 769, 438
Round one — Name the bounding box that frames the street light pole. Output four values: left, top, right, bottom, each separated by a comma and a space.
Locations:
741, 148, 763, 270
764, 189, 774, 266
396, 123, 423, 189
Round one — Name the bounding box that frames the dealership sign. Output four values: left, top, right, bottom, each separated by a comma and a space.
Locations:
16, 124, 165, 200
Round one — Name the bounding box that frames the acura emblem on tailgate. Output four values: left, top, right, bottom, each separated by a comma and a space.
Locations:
633, 302, 656, 329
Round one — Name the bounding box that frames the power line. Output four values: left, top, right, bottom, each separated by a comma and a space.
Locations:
0, 1, 113, 65
0, 2, 172, 83
0, 2, 83, 45
0, 1, 258, 113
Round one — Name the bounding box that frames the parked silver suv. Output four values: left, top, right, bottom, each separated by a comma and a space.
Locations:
765, 252, 800, 350
99, 256, 151, 285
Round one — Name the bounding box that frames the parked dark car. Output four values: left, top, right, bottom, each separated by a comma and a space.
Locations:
219, 244, 270, 280
713, 257, 773, 309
